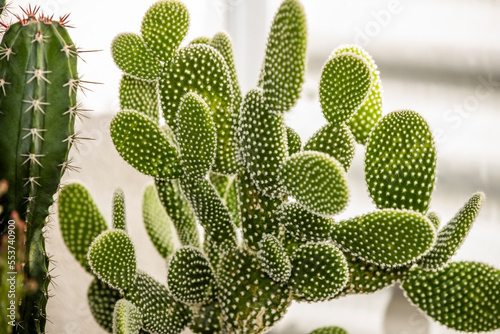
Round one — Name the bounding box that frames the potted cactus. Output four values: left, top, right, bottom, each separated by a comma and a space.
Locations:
53, 0, 499, 334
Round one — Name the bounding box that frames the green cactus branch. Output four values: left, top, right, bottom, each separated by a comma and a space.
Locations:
55, 0, 500, 333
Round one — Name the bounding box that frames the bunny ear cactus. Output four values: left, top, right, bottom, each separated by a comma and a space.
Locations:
56, 0, 500, 333
0, 7, 83, 332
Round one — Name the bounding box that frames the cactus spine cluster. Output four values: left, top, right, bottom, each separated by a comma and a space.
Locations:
57, 0, 499, 333
0, 6, 80, 333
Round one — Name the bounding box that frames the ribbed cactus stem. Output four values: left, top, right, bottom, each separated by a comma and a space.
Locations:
0, 10, 78, 333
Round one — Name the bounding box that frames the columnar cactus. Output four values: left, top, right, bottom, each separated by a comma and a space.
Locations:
57, 0, 499, 333
0, 7, 80, 332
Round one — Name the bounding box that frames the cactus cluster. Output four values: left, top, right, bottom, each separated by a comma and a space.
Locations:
0, 5, 82, 333
57, 0, 499, 333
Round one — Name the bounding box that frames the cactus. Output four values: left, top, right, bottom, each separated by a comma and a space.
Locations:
0, 6, 81, 332
56, 0, 499, 333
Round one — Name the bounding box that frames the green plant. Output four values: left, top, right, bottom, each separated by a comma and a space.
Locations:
57, 0, 499, 333
0, 6, 80, 333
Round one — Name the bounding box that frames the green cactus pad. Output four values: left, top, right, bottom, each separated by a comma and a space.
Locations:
111, 110, 181, 179
308, 326, 348, 334
279, 151, 349, 216
319, 53, 372, 126
190, 36, 211, 45
332, 210, 436, 267
112, 188, 126, 231
239, 88, 288, 198
111, 33, 160, 81
143, 185, 175, 259
259, 0, 307, 114
335, 46, 383, 145
113, 299, 142, 334
209, 173, 230, 198
217, 249, 292, 333
418, 192, 485, 270
402, 262, 500, 332
176, 92, 217, 179
141, 0, 189, 63
290, 242, 349, 302
203, 234, 222, 272
88, 278, 123, 332
126, 270, 192, 334
190, 300, 224, 334
303, 123, 355, 171
155, 178, 200, 247
58, 183, 108, 272
426, 211, 441, 230
119, 75, 159, 122
161, 44, 239, 174
365, 110, 437, 213
210, 32, 242, 109
167, 246, 215, 305
224, 176, 241, 227
340, 255, 409, 296
179, 177, 237, 252
277, 202, 334, 242
257, 234, 292, 282
287, 126, 302, 156
237, 170, 284, 251
88, 230, 137, 292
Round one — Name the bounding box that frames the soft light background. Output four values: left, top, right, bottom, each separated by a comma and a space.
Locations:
7, 0, 499, 333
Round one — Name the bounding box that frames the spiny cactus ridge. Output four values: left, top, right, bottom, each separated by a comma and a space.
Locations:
0, 7, 81, 331
57, 0, 499, 333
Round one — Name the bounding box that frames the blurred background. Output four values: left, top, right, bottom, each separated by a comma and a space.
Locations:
8, 0, 500, 333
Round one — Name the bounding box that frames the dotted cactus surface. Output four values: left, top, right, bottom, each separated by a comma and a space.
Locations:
304, 123, 355, 171
335, 46, 383, 145
179, 177, 237, 252
120, 75, 159, 122
418, 192, 485, 270
155, 178, 201, 247
88, 230, 137, 292
277, 202, 334, 242
58, 183, 108, 272
259, 0, 307, 114
402, 262, 500, 332
189, 300, 224, 334
290, 242, 349, 302
237, 170, 284, 251
217, 249, 292, 333
126, 270, 192, 334
111, 33, 160, 81
88, 278, 123, 332
111, 110, 182, 179
112, 188, 127, 231
308, 326, 349, 334
239, 88, 288, 198
141, 0, 189, 63
143, 184, 175, 259
224, 176, 241, 228
319, 53, 372, 126
161, 44, 239, 174
257, 234, 292, 283
365, 110, 436, 213
279, 151, 349, 216
176, 92, 217, 179
210, 32, 242, 113
167, 246, 215, 305
427, 211, 441, 230
340, 255, 409, 296
113, 299, 143, 334
286, 126, 302, 156
331, 210, 436, 267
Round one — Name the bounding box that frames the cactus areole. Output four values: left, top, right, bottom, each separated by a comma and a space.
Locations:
0, 7, 78, 333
